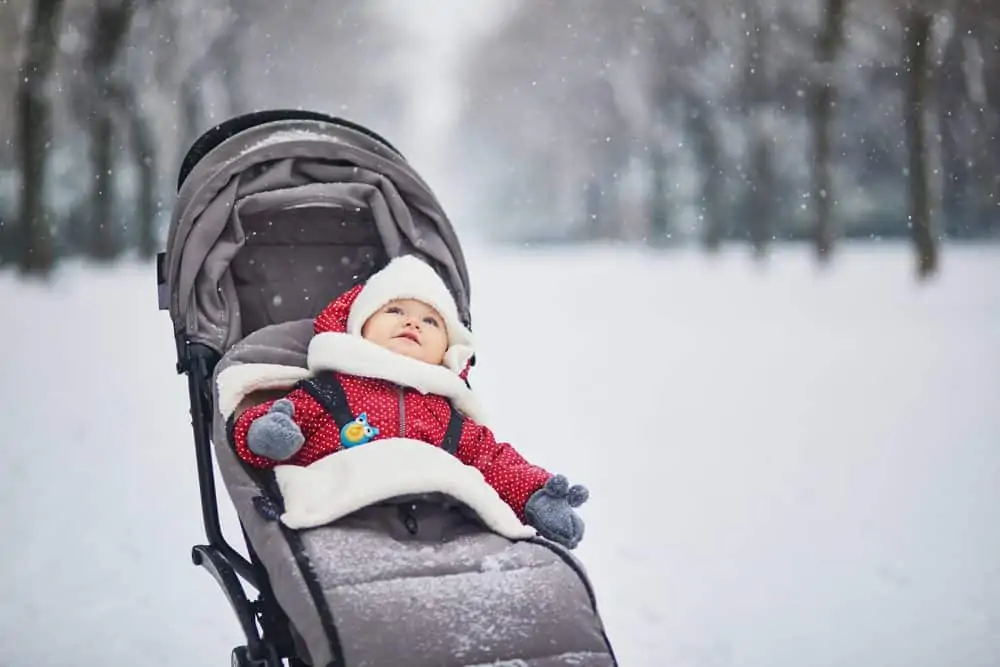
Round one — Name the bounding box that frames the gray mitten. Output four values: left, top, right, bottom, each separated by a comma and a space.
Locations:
524, 474, 589, 550
246, 399, 305, 461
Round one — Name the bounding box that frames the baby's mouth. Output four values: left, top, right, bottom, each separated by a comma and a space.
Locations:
395, 331, 420, 344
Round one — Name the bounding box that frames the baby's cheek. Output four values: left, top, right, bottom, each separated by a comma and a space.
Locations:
362, 326, 389, 347
431, 330, 450, 357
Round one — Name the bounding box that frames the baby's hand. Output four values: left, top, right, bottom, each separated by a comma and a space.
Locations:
247, 399, 305, 461
524, 474, 589, 550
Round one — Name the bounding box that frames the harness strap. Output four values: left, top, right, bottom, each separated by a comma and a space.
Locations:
296, 371, 354, 430
441, 406, 465, 456
302, 371, 467, 456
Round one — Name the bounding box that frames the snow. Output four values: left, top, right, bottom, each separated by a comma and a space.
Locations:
1, 241, 998, 667
238, 127, 347, 156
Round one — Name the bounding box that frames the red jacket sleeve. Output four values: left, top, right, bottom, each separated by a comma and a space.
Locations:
231, 386, 330, 468
454, 420, 553, 520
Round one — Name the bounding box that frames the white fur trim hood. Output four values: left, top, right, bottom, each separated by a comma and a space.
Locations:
345, 255, 475, 374
216, 332, 486, 424
306, 332, 485, 423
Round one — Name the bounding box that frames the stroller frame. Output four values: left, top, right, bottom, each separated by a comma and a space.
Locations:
182, 340, 289, 667
165, 301, 305, 667
160, 109, 406, 667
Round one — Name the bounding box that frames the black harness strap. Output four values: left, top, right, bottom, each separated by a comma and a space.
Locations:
441, 403, 466, 456
296, 371, 354, 430
298, 372, 467, 457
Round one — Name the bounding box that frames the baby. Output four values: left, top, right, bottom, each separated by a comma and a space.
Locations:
229, 255, 589, 549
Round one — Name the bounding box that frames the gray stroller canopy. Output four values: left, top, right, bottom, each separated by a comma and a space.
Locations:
162, 116, 472, 356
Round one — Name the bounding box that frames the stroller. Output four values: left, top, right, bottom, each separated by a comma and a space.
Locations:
157, 109, 619, 667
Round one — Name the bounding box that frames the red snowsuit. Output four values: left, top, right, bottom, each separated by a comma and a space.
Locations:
229, 285, 553, 520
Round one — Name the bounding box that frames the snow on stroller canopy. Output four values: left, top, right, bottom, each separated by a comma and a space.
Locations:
163, 118, 471, 357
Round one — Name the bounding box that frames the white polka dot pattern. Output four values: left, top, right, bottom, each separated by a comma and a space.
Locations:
232, 373, 552, 519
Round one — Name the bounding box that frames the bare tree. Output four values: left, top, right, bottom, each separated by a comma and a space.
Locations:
459, 1, 646, 240
644, 0, 736, 250
936, 16, 968, 236
175, 4, 251, 148
640, 2, 714, 246
83, 0, 141, 261
11, 0, 996, 278
1, 0, 403, 272
955, 2, 1000, 236
903, 7, 940, 278
0, 0, 30, 171
113, 2, 172, 259
812, 0, 849, 262
685, 96, 726, 251
738, 0, 777, 259
15, 0, 66, 275
126, 86, 159, 259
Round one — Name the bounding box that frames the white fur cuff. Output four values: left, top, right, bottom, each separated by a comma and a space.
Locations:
216, 363, 312, 419
274, 438, 536, 539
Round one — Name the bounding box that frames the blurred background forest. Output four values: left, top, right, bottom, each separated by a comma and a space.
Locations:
1, 0, 998, 280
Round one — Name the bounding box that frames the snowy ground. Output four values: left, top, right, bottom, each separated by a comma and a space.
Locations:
1, 241, 997, 667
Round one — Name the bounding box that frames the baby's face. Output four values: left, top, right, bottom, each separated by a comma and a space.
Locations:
361, 299, 449, 365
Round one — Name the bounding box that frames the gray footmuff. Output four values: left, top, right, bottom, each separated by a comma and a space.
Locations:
212, 320, 617, 667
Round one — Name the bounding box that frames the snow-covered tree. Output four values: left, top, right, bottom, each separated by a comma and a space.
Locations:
1, 0, 404, 274
456, 0, 1000, 275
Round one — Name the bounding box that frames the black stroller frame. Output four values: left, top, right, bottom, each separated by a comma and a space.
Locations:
165, 318, 306, 667
160, 110, 406, 667
181, 340, 291, 667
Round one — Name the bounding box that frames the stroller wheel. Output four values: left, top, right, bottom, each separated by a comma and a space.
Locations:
230, 645, 280, 667
231, 646, 251, 667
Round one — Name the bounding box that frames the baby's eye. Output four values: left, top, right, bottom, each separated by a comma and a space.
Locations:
423, 316, 440, 327
385, 306, 404, 315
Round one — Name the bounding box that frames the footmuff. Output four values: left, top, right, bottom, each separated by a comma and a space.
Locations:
210, 319, 618, 667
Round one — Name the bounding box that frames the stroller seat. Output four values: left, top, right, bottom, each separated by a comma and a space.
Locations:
158, 110, 618, 667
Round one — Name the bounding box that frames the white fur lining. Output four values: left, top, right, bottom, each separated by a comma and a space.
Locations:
307, 331, 486, 424
274, 437, 536, 539
216, 363, 312, 419
346, 255, 471, 344
344, 255, 475, 374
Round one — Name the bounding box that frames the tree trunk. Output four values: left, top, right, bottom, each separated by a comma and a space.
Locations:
89, 111, 118, 261
85, 0, 138, 261
127, 92, 159, 258
904, 9, 939, 278
604, 129, 629, 240
970, 35, 1000, 237
178, 11, 251, 147
149, 2, 185, 184
14, 0, 66, 276
936, 102, 964, 238
935, 29, 970, 237
937, 24, 998, 239
648, 144, 669, 244
584, 176, 603, 240
180, 76, 205, 152
746, 135, 775, 259
739, 1, 774, 259
811, 0, 848, 262
216, 16, 249, 119
686, 98, 725, 251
